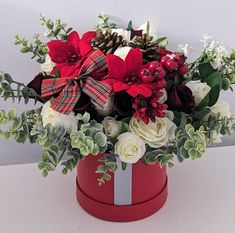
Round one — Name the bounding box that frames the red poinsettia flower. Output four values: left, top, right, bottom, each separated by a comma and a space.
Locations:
47, 31, 96, 77
105, 48, 165, 98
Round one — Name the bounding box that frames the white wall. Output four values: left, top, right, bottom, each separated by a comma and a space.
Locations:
0, 0, 234, 165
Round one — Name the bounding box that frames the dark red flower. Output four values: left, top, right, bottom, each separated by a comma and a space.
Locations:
114, 91, 134, 117
105, 48, 166, 98
167, 84, 195, 112
47, 31, 96, 77
133, 91, 168, 124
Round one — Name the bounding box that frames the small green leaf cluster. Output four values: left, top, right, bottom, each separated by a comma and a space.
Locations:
203, 113, 235, 143
31, 123, 66, 147
40, 14, 73, 40
71, 113, 107, 156
95, 14, 117, 31
0, 108, 42, 144
96, 153, 117, 186
176, 124, 206, 162
15, 34, 48, 63
0, 72, 42, 104
142, 145, 175, 168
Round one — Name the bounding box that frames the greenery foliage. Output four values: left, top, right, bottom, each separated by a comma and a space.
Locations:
95, 14, 117, 31
0, 72, 42, 104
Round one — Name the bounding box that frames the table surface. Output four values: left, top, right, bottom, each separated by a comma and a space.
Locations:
0, 146, 235, 233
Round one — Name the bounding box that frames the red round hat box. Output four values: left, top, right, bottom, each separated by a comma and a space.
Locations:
76, 154, 168, 222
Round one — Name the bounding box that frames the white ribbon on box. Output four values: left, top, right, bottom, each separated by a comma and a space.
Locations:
114, 159, 132, 205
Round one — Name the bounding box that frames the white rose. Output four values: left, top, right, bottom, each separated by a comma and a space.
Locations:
115, 132, 146, 164
111, 29, 131, 42
204, 100, 231, 143
114, 46, 132, 60
158, 89, 167, 104
92, 96, 114, 117
102, 117, 122, 138
40, 54, 56, 74
137, 22, 158, 40
186, 80, 211, 106
129, 112, 176, 148
41, 101, 78, 133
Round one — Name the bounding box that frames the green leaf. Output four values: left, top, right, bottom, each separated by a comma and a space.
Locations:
7, 109, 16, 120
121, 161, 127, 171
180, 147, 189, 159
204, 71, 222, 88
103, 173, 111, 181
193, 108, 211, 120
184, 140, 194, 150
199, 63, 216, 81
20, 47, 31, 53
126, 20, 133, 31
146, 21, 150, 36
196, 92, 210, 111
156, 37, 168, 48
208, 84, 221, 107
12, 117, 23, 131
82, 112, 90, 123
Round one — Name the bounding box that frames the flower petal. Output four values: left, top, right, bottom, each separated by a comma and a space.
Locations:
129, 84, 152, 97
67, 31, 81, 55
82, 31, 96, 42
125, 48, 143, 76
113, 81, 129, 92
55, 63, 79, 77
47, 40, 69, 64
106, 54, 127, 81
79, 39, 93, 57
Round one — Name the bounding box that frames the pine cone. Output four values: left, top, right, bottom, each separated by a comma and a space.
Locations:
91, 29, 127, 54
128, 34, 159, 63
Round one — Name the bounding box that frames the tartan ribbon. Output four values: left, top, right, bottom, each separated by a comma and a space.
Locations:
41, 50, 111, 114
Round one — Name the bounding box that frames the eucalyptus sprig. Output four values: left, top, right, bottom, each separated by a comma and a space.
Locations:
142, 145, 175, 168
95, 13, 117, 31
15, 34, 48, 63
40, 14, 73, 40
0, 72, 44, 104
96, 153, 118, 186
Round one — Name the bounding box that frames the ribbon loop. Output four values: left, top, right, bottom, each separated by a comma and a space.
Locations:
41, 50, 112, 114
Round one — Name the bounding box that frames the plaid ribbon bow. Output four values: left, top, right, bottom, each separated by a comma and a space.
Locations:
41, 50, 111, 114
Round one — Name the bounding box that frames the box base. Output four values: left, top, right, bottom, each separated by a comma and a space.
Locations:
76, 177, 168, 222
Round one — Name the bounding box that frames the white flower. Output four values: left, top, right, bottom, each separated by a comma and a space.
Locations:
204, 100, 232, 143
41, 101, 78, 133
209, 100, 231, 118
129, 111, 176, 148
158, 89, 167, 104
92, 96, 114, 117
40, 54, 56, 74
111, 29, 131, 42
114, 46, 132, 60
115, 132, 146, 164
137, 22, 158, 40
201, 33, 213, 47
186, 80, 211, 106
201, 34, 227, 70
178, 43, 193, 57
102, 117, 122, 138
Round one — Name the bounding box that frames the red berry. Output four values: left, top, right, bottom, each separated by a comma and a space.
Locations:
153, 67, 166, 79
178, 64, 189, 75
147, 61, 159, 73
174, 54, 185, 66
165, 59, 178, 71
160, 55, 170, 64
139, 68, 154, 83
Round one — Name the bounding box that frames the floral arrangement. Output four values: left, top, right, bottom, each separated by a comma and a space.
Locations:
1, 14, 235, 185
